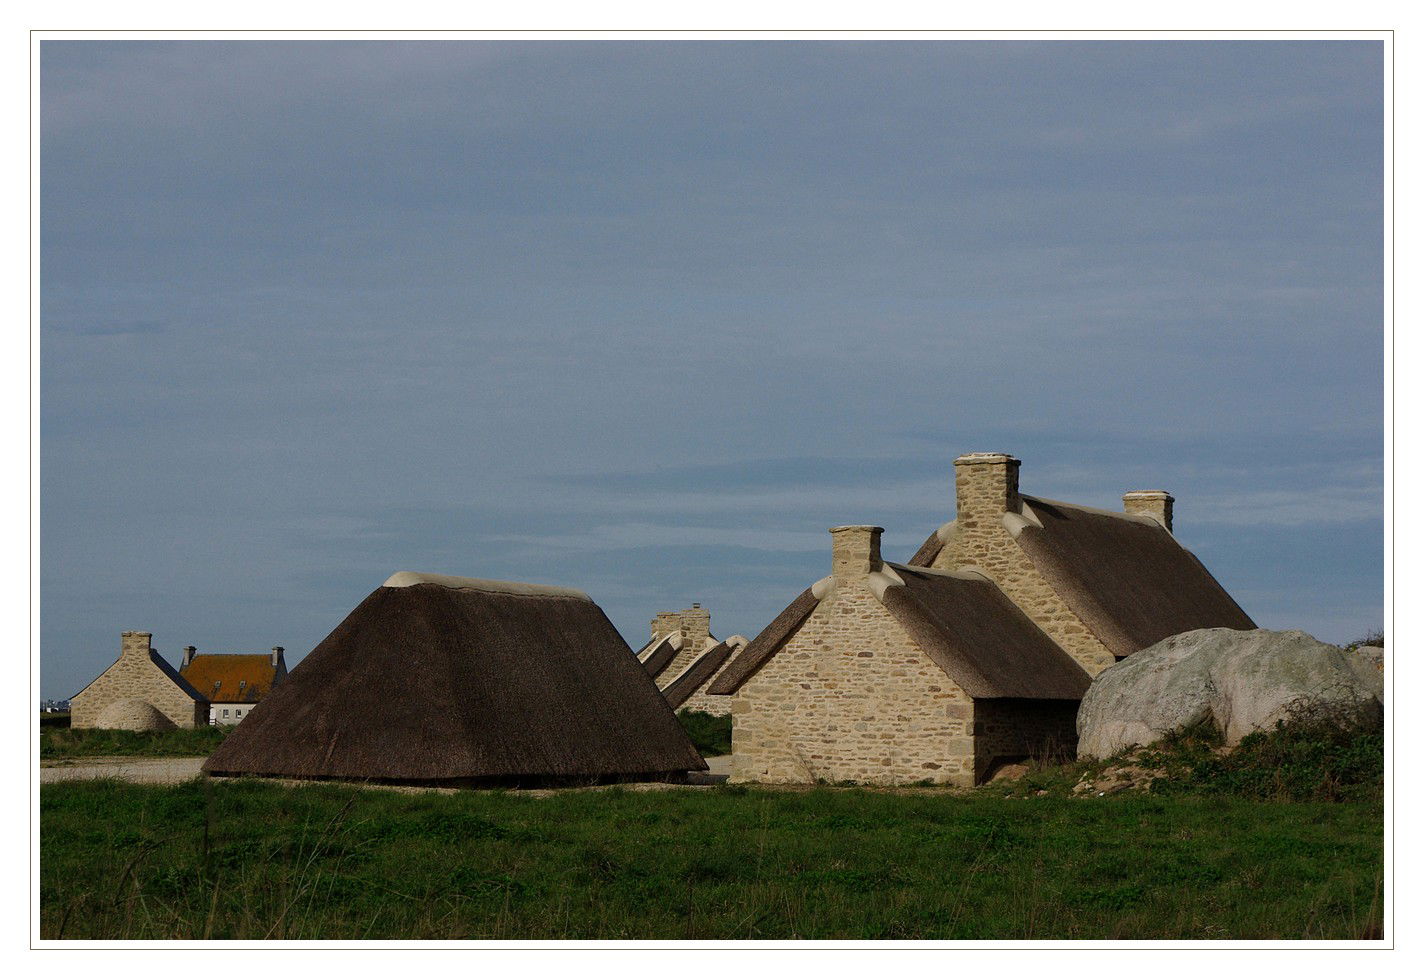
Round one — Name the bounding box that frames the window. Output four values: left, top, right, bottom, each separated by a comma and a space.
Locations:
223, 709, 230, 718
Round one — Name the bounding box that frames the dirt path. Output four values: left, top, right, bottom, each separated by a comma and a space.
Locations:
39, 756, 207, 785
39, 755, 734, 791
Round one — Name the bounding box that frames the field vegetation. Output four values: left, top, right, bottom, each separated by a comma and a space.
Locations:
40, 712, 1382, 941
40, 725, 228, 759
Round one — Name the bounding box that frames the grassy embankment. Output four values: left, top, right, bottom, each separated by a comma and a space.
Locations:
40, 711, 1382, 940
40, 725, 229, 759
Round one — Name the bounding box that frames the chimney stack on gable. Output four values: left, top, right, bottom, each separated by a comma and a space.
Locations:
830, 525, 884, 582
651, 611, 680, 640
271, 646, 284, 668
679, 605, 712, 653
120, 631, 153, 662
954, 453, 1021, 529
1123, 490, 1174, 533
182, 645, 196, 668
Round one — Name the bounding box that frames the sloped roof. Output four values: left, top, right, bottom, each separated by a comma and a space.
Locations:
710, 567, 1088, 700
660, 639, 742, 710
639, 637, 680, 680
180, 654, 278, 703
707, 587, 821, 696
203, 575, 706, 782
875, 564, 1089, 700
1009, 496, 1256, 658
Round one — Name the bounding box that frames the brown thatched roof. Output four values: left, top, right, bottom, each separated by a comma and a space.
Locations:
1011, 496, 1256, 658
660, 640, 737, 710
639, 637, 679, 680
203, 574, 706, 782
707, 587, 820, 695
875, 564, 1089, 700
709, 569, 1088, 701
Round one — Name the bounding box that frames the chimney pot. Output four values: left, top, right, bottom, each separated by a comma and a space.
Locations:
829, 525, 884, 581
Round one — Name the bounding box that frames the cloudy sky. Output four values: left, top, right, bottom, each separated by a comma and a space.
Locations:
41, 40, 1383, 698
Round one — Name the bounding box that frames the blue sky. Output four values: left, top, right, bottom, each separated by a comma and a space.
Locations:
41, 40, 1384, 698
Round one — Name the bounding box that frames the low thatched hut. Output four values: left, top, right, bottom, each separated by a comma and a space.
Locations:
203, 572, 707, 785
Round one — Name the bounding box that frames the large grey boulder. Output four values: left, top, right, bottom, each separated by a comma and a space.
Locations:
1077, 628, 1382, 760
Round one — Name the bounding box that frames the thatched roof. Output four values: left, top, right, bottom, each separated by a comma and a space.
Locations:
709, 566, 1089, 701
180, 655, 279, 703
875, 564, 1089, 700
707, 587, 821, 696
660, 639, 741, 710
203, 573, 706, 783
1010, 496, 1256, 658
639, 637, 680, 680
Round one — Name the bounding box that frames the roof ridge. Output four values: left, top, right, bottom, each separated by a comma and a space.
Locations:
1019, 494, 1163, 528
381, 571, 589, 599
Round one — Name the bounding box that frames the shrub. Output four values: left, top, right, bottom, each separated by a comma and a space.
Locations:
677, 709, 732, 757
1138, 699, 1383, 802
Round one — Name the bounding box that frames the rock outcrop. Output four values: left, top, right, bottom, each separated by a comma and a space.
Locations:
1077, 628, 1382, 760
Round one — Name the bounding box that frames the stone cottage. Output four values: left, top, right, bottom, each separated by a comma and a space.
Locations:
179, 646, 289, 726
636, 605, 746, 716
71, 631, 209, 730
706, 526, 1090, 786
908, 453, 1256, 676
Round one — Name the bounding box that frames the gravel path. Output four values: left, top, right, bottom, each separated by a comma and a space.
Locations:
39, 756, 207, 785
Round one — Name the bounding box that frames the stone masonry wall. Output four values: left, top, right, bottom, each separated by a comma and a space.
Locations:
940, 456, 1116, 676
680, 688, 731, 717
71, 632, 206, 729
728, 582, 977, 786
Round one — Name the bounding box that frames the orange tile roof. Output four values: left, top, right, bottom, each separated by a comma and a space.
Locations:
179, 654, 278, 703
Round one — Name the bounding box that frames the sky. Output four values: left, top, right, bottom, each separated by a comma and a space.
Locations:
40, 40, 1384, 699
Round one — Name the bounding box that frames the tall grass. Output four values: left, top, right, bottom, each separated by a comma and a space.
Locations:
40, 779, 1382, 940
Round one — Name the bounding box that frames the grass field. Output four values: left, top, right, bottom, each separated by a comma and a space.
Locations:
40, 725, 229, 759
40, 778, 1382, 940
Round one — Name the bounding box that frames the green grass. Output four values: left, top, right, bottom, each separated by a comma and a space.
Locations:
677, 709, 732, 757
40, 726, 228, 759
39, 779, 1382, 940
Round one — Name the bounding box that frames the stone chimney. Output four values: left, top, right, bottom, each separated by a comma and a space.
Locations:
651, 611, 680, 640
954, 453, 1021, 528
182, 645, 196, 669
679, 604, 712, 654
830, 525, 884, 583
120, 631, 153, 662
271, 646, 284, 668
1123, 490, 1174, 532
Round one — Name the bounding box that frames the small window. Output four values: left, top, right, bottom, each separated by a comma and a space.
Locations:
223, 709, 230, 718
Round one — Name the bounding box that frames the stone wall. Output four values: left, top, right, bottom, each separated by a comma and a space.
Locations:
680, 688, 731, 717
940, 455, 1116, 676
71, 632, 206, 729
728, 581, 977, 786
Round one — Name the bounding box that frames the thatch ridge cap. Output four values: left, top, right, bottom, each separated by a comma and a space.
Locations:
381, 571, 589, 599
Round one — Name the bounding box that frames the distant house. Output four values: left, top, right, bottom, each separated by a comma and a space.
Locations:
635, 605, 746, 716
203, 572, 706, 784
71, 632, 209, 730
707, 526, 1090, 786
908, 453, 1255, 675
179, 646, 289, 726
